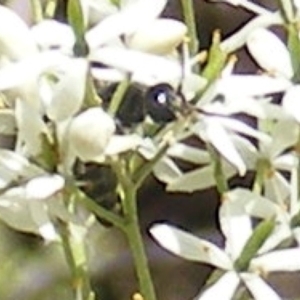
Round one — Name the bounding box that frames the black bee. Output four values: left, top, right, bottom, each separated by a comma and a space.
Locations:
98, 82, 183, 127
74, 82, 186, 225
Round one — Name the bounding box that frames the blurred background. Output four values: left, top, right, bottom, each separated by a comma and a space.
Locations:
0, 1, 300, 300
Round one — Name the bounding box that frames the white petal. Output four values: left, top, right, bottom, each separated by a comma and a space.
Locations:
0, 109, 16, 135
225, 188, 280, 219
251, 248, 300, 272
153, 156, 183, 183
47, 59, 88, 121
264, 171, 290, 204
166, 163, 237, 192
246, 28, 293, 79
167, 143, 211, 165
217, 117, 270, 142
0, 6, 37, 59
105, 134, 142, 155
0, 149, 43, 181
90, 46, 182, 85
126, 18, 187, 54
241, 273, 281, 300
68, 107, 116, 161
150, 224, 233, 269
0, 187, 38, 233
259, 223, 291, 253
86, 0, 167, 48
31, 19, 75, 53
220, 197, 253, 259
217, 75, 291, 97
28, 200, 58, 241
282, 85, 300, 123
197, 271, 240, 300
15, 100, 48, 156
25, 175, 65, 200
200, 119, 247, 176
268, 119, 299, 157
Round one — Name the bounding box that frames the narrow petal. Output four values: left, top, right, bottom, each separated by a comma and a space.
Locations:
15, 100, 48, 156
46, 59, 88, 121
126, 18, 187, 54
246, 28, 293, 79
150, 224, 232, 269
25, 175, 65, 201
196, 271, 240, 300
264, 171, 290, 204
105, 134, 142, 156
0, 5, 37, 59
200, 119, 247, 176
241, 273, 281, 300
90, 47, 182, 85
217, 75, 291, 98
166, 163, 237, 192
0, 187, 39, 233
251, 248, 300, 272
28, 200, 58, 241
167, 143, 211, 165
86, 0, 167, 48
220, 196, 253, 259
31, 19, 75, 53
282, 85, 300, 123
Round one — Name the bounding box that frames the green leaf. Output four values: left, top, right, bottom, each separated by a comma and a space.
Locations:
234, 218, 275, 272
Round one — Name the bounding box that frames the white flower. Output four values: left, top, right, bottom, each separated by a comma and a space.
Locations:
86, 0, 187, 55
246, 28, 293, 79
0, 150, 69, 241
150, 188, 295, 300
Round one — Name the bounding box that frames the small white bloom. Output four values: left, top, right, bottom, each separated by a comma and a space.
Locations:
246, 28, 293, 79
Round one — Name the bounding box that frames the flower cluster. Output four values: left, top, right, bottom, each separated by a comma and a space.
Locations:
0, 0, 300, 299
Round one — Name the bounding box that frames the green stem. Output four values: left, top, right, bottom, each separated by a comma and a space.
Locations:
73, 186, 125, 229
108, 78, 130, 116
180, 0, 199, 56
133, 143, 169, 189
123, 184, 157, 300
30, 0, 43, 23
58, 221, 95, 300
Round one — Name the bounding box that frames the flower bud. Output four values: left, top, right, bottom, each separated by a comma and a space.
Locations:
126, 19, 187, 55
68, 108, 116, 161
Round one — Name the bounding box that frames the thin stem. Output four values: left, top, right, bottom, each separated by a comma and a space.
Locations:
133, 143, 169, 189
123, 184, 157, 300
108, 78, 130, 116
180, 0, 199, 56
30, 0, 44, 23
73, 186, 126, 230
58, 220, 95, 300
